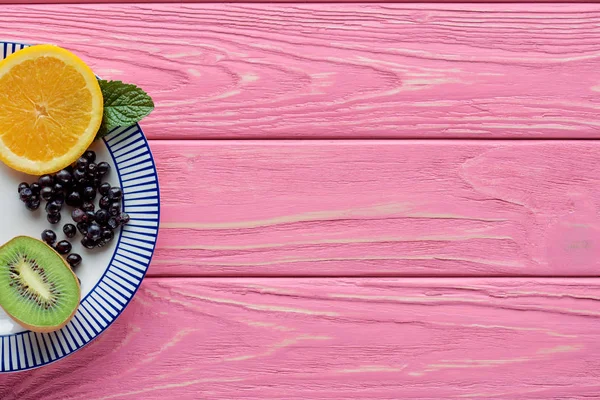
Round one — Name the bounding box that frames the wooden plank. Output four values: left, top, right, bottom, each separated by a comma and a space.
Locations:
149, 140, 600, 277
3, 278, 600, 399
3, 0, 600, 3
5, 4, 600, 139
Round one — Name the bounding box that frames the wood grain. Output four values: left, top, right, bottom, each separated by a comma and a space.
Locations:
3, 0, 599, 3
149, 140, 600, 277
5, 4, 600, 139
1, 278, 599, 399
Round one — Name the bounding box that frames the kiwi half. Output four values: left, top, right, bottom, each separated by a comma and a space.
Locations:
0, 236, 80, 333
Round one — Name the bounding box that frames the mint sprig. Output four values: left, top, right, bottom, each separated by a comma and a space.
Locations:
95, 80, 154, 139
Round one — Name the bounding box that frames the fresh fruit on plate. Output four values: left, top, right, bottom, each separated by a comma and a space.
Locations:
0, 236, 80, 332
18, 149, 130, 269
0, 43, 152, 335
0, 44, 103, 175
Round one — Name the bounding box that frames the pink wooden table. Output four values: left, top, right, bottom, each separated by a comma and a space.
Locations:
2, 2, 600, 399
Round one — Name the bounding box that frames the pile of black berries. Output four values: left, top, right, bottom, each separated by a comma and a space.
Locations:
17, 150, 130, 269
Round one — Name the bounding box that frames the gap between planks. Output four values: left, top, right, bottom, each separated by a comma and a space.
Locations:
3, 1, 600, 3
146, 275, 600, 279
147, 137, 600, 141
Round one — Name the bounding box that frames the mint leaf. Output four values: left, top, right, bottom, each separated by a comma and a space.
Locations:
96, 80, 154, 139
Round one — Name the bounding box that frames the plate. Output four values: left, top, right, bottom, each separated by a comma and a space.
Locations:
0, 41, 160, 372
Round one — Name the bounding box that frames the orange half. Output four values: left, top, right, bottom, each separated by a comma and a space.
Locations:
0, 45, 103, 175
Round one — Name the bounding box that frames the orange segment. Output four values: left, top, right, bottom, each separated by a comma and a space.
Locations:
0, 45, 103, 175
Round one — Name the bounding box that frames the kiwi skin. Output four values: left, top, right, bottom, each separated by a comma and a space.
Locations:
0, 236, 81, 333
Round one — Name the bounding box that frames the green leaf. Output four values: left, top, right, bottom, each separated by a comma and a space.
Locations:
95, 80, 154, 140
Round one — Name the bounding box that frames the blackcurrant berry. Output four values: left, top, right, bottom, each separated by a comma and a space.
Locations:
38, 175, 54, 187
18, 182, 29, 193
63, 223, 77, 238
66, 191, 82, 207
45, 201, 62, 214
82, 186, 96, 201
99, 196, 111, 209
55, 170, 73, 186
95, 209, 109, 225
97, 162, 110, 177
77, 221, 89, 235
81, 237, 96, 249
76, 157, 89, 170
19, 188, 33, 202
87, 163, 97, 176
41, 229, 57, 245
40, 187, 53, 201
85, 211, 96, 223
25, 198, 41, 211
99, 182, 111, 196
108, 187, 122, 200
73, 168, 86, 184
102, 229, 114, 242
29, 182, 40, 196
55, 240, 72, 255
66, 253, 82, 268
47, 213, 61, 224
118, 212, 130, 225
109, 202, 121, 216
72, 208, 86, 223
84, 150, 96, 163
87, 224, 102, 241
107, 217, 119, 230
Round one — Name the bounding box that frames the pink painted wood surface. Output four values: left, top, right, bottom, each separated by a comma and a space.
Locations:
151, 140, 600, 277
1, 278, 599, 399
2, 0, 599, 3
5, 4, 600, 139
3, 2, 599, 395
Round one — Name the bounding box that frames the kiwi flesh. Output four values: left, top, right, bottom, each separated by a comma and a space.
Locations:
0, 236, 80, 332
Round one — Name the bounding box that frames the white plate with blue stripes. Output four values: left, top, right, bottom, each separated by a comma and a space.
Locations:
0, 41, 159, 372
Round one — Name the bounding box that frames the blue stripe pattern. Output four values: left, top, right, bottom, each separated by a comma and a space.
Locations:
0, 42, 160, 372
